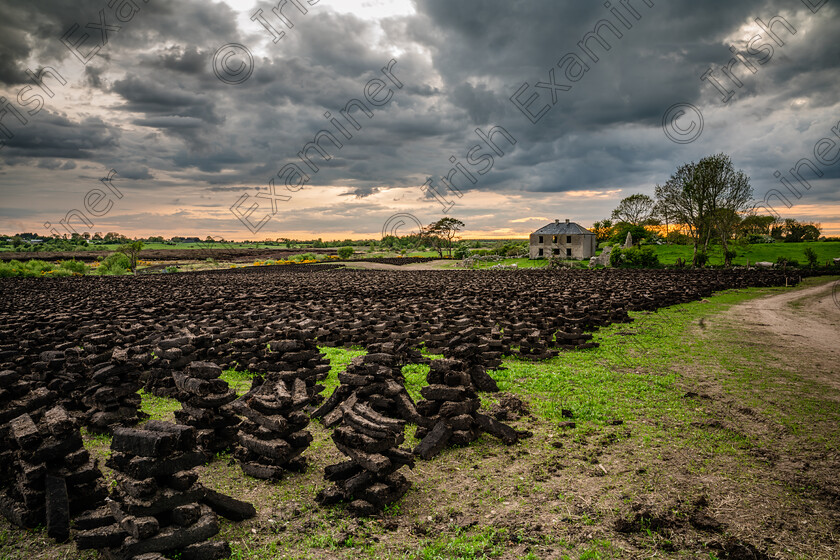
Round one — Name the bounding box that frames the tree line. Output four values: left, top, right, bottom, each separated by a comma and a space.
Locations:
594, 153, 825, 267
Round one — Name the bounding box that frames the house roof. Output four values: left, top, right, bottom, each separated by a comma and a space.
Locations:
533, 220, 594, 235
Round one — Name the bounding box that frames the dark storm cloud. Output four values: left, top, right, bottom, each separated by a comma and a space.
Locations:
0, 0, 838, 236
112, 76, 222, 124
1, 112, 120, 159
157, 46, 208, 75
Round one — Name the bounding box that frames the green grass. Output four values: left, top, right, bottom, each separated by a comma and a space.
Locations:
459, 242, 840, 269
401, 363, 430, 403
138, 388, 181, 421
650, 241, 840, 266
417, 526, 509, 559
222, 368, 255, 396
5, 277, 840, 560
319, 346, 367, 396
467, 258, 548, 269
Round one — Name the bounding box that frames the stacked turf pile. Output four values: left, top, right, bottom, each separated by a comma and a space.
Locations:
311, 351, 428, 429
0, 373, 57, 523
260, 327, 332, 408
515, 329, 558, 361
316, 401, 414, 516
173, 361, 240, 456
86, 422, 255, 560
366, 341, 425, 368
442, 325, 507, 393
414, 359, 519, 459
214, 326, 331, 406
232, 374, 314, 479
143, 333, 212, 398
0, 370, 55, 428
0, 406, 108, 542
83, 347, 148, 434
36, 348, 88, 417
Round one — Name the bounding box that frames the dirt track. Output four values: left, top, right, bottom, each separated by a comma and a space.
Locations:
722, 276, 840, 390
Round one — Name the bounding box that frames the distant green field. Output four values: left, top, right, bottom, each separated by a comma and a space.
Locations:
0, 242, 282, 252
649, 241, 840, 266
467, 257, 550, 269
462, 242, 840, 269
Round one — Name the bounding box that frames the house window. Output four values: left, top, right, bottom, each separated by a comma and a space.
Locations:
566, 236, 572, 243
538, 236, 543, 244
566, 248, 572, 257
552, 235, 558, 243
553, 248, 560, 256
538, 248, 543, 256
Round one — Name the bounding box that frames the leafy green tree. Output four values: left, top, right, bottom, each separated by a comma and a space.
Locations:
739, 214, 775, 237
117, 241, 144, 272
656, 153, 752, 267
778, 219, 821, 242
337, 246, 354, 259
423, 217, 465, 258
611, 194, 656, 226
104, 232, 127, 243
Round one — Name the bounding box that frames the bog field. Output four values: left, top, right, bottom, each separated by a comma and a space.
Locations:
0, 266, 838, 560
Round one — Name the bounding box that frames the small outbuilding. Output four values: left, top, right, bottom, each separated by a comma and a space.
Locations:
529, 219, 596, 260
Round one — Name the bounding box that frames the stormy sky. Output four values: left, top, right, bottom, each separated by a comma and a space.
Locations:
0, 0, 838, 240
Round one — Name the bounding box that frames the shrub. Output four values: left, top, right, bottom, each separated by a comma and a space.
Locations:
59, 259, 89, 274
98, 252, 131, 275
610, 224, 651, 245
25, 260, 54, 275
293, 252, 318, 262
746, 234, 775, 244
610, 246, 660, 268
337, 246, 354, 259
0, 263, 21, 277
116, 240, 144, 271
103, 252, 131, 268
164, 266, 179, 273
776, 256, 799, 268
723, 250, 738, 266
453, 245, 470, 260
665, 231, 690, 245
694, 252, 709, 267
803, 247, 818, 268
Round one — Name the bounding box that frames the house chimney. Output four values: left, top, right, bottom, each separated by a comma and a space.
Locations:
565, 218, 570, 224
555, 219, 559, 224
